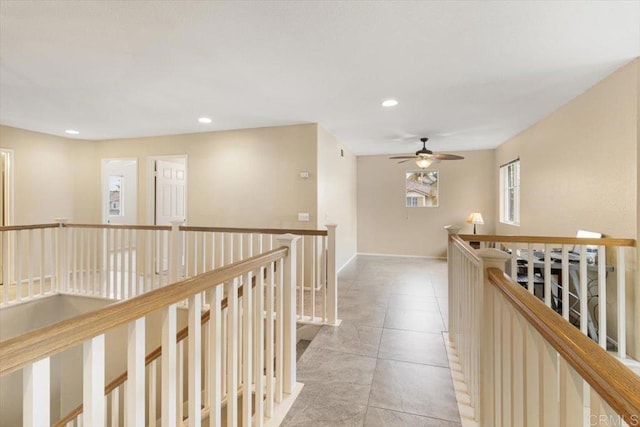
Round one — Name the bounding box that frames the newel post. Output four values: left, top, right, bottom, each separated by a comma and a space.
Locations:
168, 220, 184, 284
325, 224, 340, 326
276, 233, 299, 394
55, 218, 69, 292
476, 248, 510, 426
444, 225, 462, 335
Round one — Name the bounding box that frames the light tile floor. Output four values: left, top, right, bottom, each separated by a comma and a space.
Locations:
281, 255, 461, 427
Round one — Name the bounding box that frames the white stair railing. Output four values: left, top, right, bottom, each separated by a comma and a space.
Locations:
0, 223, 59, 305
0, 221, 340, 326
455, 231, 636, 358
0, 241, 303, 427
446, 230, 640, 425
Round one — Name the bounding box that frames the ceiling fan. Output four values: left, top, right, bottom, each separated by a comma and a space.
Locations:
389, 137, 464, 168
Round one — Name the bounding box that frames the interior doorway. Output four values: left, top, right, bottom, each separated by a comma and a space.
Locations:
0, 149, 13, 286
101, 158, 138, 225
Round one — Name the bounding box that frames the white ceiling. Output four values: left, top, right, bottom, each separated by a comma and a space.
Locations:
1, 1, 639, 155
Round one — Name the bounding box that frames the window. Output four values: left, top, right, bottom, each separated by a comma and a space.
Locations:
108, 175, 124, 216
405, 170, 439, 207
500, 159, 520, 225
406, 196, 419, 207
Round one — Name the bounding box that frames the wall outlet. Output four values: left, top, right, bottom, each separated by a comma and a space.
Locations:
299, 171, 310, 179
298, 212, 310, 222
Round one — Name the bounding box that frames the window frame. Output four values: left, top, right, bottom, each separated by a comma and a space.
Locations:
499, 159, 520, 225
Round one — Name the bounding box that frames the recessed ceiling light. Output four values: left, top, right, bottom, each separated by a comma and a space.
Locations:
198, 117, 212, 124
381, 99, 398, 107
65, 129, 79, 135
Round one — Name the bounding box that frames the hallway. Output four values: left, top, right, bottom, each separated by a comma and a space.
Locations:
282, 255, 461, 426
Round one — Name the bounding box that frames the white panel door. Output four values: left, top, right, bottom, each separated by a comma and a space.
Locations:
155, 160, 186, 226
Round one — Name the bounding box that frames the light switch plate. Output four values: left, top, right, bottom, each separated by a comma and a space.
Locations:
298, 212, 310, 221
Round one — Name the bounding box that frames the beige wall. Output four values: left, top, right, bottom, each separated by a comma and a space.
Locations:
357, 150, 495, 258
97, 124, 318, 229
317, 126, 357, 269
495, 59, 639, 358
0, 126, 99, 224
495, 60, 638, 239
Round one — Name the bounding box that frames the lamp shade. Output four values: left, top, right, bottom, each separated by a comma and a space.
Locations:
415, 157, 432, 169
466, 212, 484, 225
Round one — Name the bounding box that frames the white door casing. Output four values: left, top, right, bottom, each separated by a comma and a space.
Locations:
101, 158, 138, 225
154, 159, 187, 226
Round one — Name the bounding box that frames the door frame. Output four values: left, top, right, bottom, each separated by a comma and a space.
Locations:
0, 148, 14, 227
101, 157, 138, 224
146, 155, 188, 225
0, 148, 14, 285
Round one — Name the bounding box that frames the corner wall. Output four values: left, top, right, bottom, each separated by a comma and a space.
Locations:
357, 150, 496, 258
317, 126, 357, 269
0, 126, 100, 224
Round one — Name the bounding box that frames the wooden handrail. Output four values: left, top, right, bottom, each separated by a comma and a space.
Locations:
487, 268, 640, 423
459, 234, 636, 247
0, 223, 59, 231
65, 223, 172, 231
53, 278, 258, 427
63, 223, 328, 236
0, 246, 287, 376
180, 225, 328, 236
449, 235, 480, 263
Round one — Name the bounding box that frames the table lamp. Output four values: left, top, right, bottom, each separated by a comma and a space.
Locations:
467, 212, 484, 234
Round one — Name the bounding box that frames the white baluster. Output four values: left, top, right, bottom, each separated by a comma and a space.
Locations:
209, 284, 223, 427
84, 335, 105, 427
2, 230, 8, 304
227, 278, 239, 427
559, 358, 584, 427
526, 243, 534, 294
540, 339, 559, 426
598, 246, 606, 349
188, 293, 202, 427
162, 305, 177, 427
126, 318, 146, 427
265, 262, 275, 417
276, 234, 299, 394
561, 245, 569, 320
617, 247, 626, 358
242, 271, 253, 427
23, 357, 50, 427
325, 224, 338, 325
149, 359, 157, 427
16, 230, 22, 300
579, 246, 588, 334
27, 228, 33, 298
254, 267, 265, 426
275, 259, 283, 403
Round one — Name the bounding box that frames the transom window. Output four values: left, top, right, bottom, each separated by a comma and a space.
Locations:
500, 159, 520, 225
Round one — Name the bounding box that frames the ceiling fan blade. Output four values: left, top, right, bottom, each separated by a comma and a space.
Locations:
389, 156, 416, 160
429, 153, 465, 160
397, 159, 413, 164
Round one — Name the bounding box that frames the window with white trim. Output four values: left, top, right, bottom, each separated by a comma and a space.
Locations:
499, 159, 520, 225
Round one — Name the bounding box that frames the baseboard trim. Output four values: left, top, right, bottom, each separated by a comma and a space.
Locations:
356, 252, 447, 260
265, 382, 304, 426
443, 332, 479, 427
337, 253, 358, 273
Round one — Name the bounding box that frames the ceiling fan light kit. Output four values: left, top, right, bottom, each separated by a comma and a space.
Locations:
389, 137, 464, 168
415, 157, 432, 169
